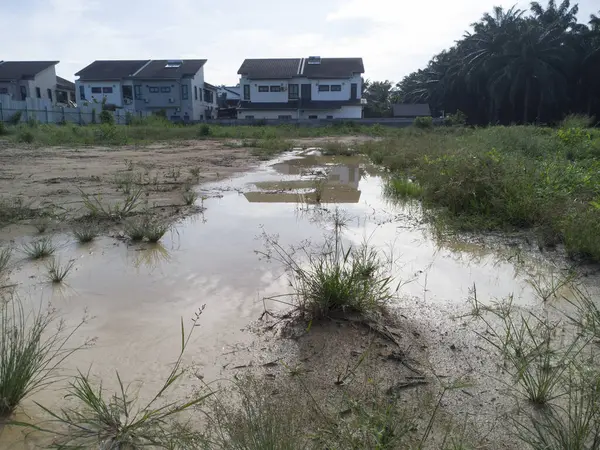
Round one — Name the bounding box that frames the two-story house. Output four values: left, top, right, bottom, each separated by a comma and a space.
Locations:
236, 56, 364, 120
0, 61, 61, 103
74, 59, 218, 121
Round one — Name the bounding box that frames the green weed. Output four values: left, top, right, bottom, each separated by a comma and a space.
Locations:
0, 247, 12, 276
22, 237, 56, 259
45, 258, 75, 283
182, 189, 198, 206
72, 222, 99, 243
80, 187, 143, 220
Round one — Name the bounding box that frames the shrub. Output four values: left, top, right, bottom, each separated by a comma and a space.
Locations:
561, 114, 595, 129
0, 121, 7, 136
198, 123, 211, 137
413, 116, 433, 128
385, 177, 423, 199
99, 109, 115, 125
444, 110, 467, 126
27, 117, 38, 128
17, 129, 35, 143
7, 111, 22, 125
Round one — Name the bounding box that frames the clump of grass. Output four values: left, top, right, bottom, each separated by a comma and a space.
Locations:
124, 218, 147, 241
198, 124, 211, 137
561, 114, 595, 129
0, 296, 85, 416
29, 307, 211, 448
32, 216, 51, 233
145, 220, 169, 243
17, 129, 35, 143
384, 177, 423, 199
182, 189, 198, 206
22, 237, 56, 259
259, 210, 396, 318
80, 187, 143, 220
0, 247, 11, 276
45, 258, 75, 283
72, 222, 99, 243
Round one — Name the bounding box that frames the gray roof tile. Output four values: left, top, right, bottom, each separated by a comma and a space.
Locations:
134, 60, 206, 79
238, 59, 301, 79
0, 61, 58, 80
75, 60, 149, 80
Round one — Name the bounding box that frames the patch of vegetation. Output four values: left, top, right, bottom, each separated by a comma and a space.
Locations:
45, 258, 75, 283
145, 220, 169, 243
0, 197, 37, 226
0, 296, 84, 416
72, 222, 99, 243
22, 237, 56, 259
384, 177, 423, 199
32, 216, 51, 233
28, 308, 211, 449
414, 116, 433, 129
259, 210, 397, 318
7, 111, 22, 125
198, 123, 211, 137
0, 121, 7, 136
124, 217, 169, 243
99, 109, 114, 125
182, 189, 198, 206
0, 246, 11, 276
17, 129, 35, 143
124, 218, 147, 241
80, 187, 144, 220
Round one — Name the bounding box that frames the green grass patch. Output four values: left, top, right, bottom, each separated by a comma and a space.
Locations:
22, 237, 56, 259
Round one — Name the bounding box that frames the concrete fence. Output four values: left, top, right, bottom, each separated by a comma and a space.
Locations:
0, 95, 151, 125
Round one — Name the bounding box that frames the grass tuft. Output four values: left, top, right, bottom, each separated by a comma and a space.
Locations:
72, 222, 99, 243
182, 189, 198, 206
124, 217, 169, 242
45, 258, 75, 283
384, 177, 423, 199
145, 220, 169, 243
22, 237, 56, 259
0, 296, 84, 416
124, 218, 146, 241
0, 247, 11, 276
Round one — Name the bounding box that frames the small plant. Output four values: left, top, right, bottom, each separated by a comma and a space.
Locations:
32, 216, 51, 233
46, 258, 75, 283
384, 177, 423, 199
414, 116, 433, 128
0, 121, 7, 136
29, 307, 211, 448
444, 110, 467, 126
72, 222, 99, 243
80, 187, 143, 219
189, 167, 201, 179
0, 296, 85, 416
99, 109, 114, 125
27, 117, 38, 128
22, 237, 56, 259
145, 220, 169, 243
182, 189, 198, 206
0, 246, 11, 276
7, 111, 22, 125
198, 124, 211, 137
17, 129, 35, 143
166, 166, 181, 181
124, 218, 147, 241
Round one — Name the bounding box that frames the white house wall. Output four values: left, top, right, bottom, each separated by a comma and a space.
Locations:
77, 80, 123, 106
32, 66, 59, 103
238, 109, 299, 120
310, 75, 361, 101
241, 76, 290, 103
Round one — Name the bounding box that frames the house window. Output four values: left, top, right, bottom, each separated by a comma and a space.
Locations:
91, 87, 102, 94
243, 85, 250, 101
20, 86, 27, 100
258, 86, 269, 92
245, 115, 254, 119
288, 84, 299, 100
308, 115, 318, 119
47, 89, 52, 101
36, 87, 41, 98
148, 87, 160, 93
278, 115, 292, 120
181, 84, 189, 100
134, 85, 142, 99
79, 86, 85, 100
331, 85, 342, 91
269, 86, 281, 92
102, 87, 113, 94
318, 85, 330, 92
0, 87, 7, 95
160, 87, 171, 93
194, 86, 198, 100
326, 115, 334, 119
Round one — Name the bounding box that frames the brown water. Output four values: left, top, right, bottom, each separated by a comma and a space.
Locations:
0, 150, 585, 447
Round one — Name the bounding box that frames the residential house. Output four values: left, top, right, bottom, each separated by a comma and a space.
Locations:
0, 61, 60, 103
392, 103, 431, 119
56, 76, 76, 105
74, 59, 218, 121
217, 85, 241, 108
237, 56, 365, 120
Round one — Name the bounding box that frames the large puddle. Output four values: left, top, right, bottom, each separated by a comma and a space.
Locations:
0, 150, 587, 447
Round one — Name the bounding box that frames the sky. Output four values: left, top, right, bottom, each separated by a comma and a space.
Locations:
1, 0, 597, 85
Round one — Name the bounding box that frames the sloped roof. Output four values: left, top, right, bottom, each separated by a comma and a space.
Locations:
238, 59, 301, 79
56, 76, 75, 90
237, 57, 364, 79
203, 82, 217, 90
134, 59, 206, 79
75, 60, 149, 80
392, 103, 431, 117
302, 58, 364, 78
0, 61, 58, 81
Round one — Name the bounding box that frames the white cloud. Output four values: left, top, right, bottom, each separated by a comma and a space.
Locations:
2, 0, 598, 85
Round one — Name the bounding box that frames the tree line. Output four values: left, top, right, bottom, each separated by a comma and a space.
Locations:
363, 0, 600, 125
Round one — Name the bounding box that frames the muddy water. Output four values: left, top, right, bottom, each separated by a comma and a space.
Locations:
0, 150, 581, 447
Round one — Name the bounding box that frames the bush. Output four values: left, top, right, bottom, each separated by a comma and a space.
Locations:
99, 109, 114, 125
444, 110, 467, 126
0, 121, 7, 136
27, 117, 38, 128
413, 116, 433, 128
561, 114, 595, 129
17, 129, 35, 143
7, 111, 22, 125
198, 123, 211, 137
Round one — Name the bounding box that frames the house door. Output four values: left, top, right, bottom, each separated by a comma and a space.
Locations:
350, 83, 357, 100
301, 84, 311, 101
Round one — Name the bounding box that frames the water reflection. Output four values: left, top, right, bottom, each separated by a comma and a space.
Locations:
132, 243, 172, 270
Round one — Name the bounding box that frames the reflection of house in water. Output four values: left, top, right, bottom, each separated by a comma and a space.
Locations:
245, 158, 363, 204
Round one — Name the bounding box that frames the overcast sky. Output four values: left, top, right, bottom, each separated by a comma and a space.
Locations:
1, 0, 597, 85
